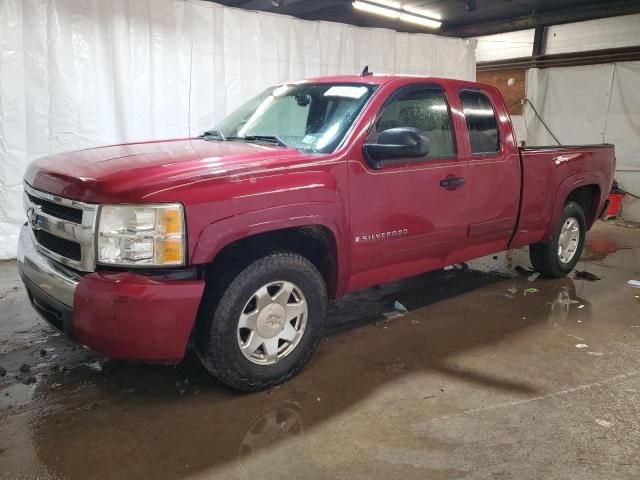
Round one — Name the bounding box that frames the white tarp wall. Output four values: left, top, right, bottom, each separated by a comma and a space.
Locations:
0, 0, 475, 260
525, 62, 640, 220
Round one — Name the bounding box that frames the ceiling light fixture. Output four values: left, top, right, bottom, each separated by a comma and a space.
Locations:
352, 0, 442, 29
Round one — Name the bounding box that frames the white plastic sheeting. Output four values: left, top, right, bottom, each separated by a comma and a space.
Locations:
525, 62, 640, 219
0, 0, 475, 259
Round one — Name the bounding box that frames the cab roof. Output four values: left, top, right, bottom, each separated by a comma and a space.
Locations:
289, 74, 486, 91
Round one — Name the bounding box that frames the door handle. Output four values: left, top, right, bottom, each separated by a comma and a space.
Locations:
439, 175, 465, 190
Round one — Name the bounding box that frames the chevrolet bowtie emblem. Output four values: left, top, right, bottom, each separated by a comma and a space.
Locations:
27, 205, 42, 230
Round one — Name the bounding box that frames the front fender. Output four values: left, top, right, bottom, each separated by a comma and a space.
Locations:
191, 200, 349, 293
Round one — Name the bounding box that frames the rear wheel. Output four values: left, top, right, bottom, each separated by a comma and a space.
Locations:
196, 252, 327, 392
529, 201, 586, 278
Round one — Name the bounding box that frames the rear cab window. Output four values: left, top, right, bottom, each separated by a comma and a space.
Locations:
459, 90, 500, 155
370, 84, 456, 159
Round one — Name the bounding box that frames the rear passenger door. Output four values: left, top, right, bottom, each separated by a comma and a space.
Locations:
459, 89, 520, 253
347, 83, 470, 290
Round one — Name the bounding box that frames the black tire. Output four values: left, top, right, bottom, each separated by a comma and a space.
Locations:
529, 201, 586, 278
195, 252, 327, 392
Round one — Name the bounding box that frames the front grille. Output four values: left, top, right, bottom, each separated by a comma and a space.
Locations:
27, 193, 83, 224
25, 183, 97, 271
33, 229, 81, 261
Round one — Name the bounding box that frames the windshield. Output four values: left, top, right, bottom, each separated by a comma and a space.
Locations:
207, 83, 376, 153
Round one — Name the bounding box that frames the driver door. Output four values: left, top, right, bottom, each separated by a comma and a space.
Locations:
347, 83, 470, 290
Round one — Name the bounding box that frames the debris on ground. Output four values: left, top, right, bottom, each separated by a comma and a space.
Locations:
568, 334, 584, 341
574, 270, 601, 281
524, 288, 539, 296
587, 352, 603, 356
595, 419, 612, 427
575, 343, 589, 348
528, 272, 540, 282
0, 366, 6, 377
18, 364, 31, 373
503, 286, 518, 299
176, 385, 186, 395
39, 349, 47, 357
515, 266, 534, 276
393, 300, 408, 314
627, 280, 640, 288
577, 304, 585, 309
83, 361, 104, 373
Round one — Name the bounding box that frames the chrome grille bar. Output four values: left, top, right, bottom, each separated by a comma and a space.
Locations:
23, 182, 97, 272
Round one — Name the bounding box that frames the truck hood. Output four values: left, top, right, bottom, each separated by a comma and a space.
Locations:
25, 138, 307, 203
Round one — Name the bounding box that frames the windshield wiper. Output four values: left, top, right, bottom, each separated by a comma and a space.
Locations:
239, 135, 288, 147
199, 129, 227, 141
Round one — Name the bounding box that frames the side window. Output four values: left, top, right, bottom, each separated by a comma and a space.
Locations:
459, 90, 500, 154
373, 87, 455, 158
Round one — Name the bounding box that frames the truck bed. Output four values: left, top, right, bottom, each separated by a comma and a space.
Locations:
511, 144, 616, 248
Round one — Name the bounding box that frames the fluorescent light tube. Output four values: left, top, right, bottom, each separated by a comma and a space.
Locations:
402, 5, 442, 20
353, 1, 400, 19
367, 0, 401, 8
352, 1, 442, 29
400, 12, 441, 28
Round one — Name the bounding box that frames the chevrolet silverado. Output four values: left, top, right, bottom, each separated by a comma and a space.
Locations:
17, 75, 615, 391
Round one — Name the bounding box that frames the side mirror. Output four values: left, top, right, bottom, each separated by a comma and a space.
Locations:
363, 127, 429, 169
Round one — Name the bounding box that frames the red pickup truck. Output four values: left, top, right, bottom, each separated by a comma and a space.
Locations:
18, 75, 615, 391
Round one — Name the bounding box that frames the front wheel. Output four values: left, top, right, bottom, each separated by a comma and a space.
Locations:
529, 201, 586, 278
196, 252, 327, 392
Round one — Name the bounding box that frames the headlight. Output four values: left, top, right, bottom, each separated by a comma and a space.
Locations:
97, 204, 185, 266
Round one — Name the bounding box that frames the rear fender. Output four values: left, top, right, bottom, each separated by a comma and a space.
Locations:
542, 174, 604, 242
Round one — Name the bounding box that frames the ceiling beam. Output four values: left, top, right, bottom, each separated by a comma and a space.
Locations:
531, 26, 544, 57
477, 46, 640, 71
442, 0, 640, 37
219, 0, 344, 16
277, 0, 345, 16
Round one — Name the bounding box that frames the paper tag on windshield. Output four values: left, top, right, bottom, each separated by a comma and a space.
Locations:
324, 86, 368, 99
302, 135, 316, 144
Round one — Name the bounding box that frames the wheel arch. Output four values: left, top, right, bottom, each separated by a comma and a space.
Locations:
212, 225, 339, 298
542, 177, 603, 242
192, 204, 346, 298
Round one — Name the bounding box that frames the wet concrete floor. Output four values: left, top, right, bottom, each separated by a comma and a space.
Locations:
1, 222, 639, 479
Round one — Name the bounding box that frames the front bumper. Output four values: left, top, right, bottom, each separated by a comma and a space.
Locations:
17, 225, 205, 363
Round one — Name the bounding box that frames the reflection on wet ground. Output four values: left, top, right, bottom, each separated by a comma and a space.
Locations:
1, 223, 640, 479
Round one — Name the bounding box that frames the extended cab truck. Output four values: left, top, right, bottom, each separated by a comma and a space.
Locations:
17, 75, 615, 391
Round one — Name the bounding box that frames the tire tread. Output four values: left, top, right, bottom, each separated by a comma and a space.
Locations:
196, 251, 326, 392
529, 201, 586, 278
